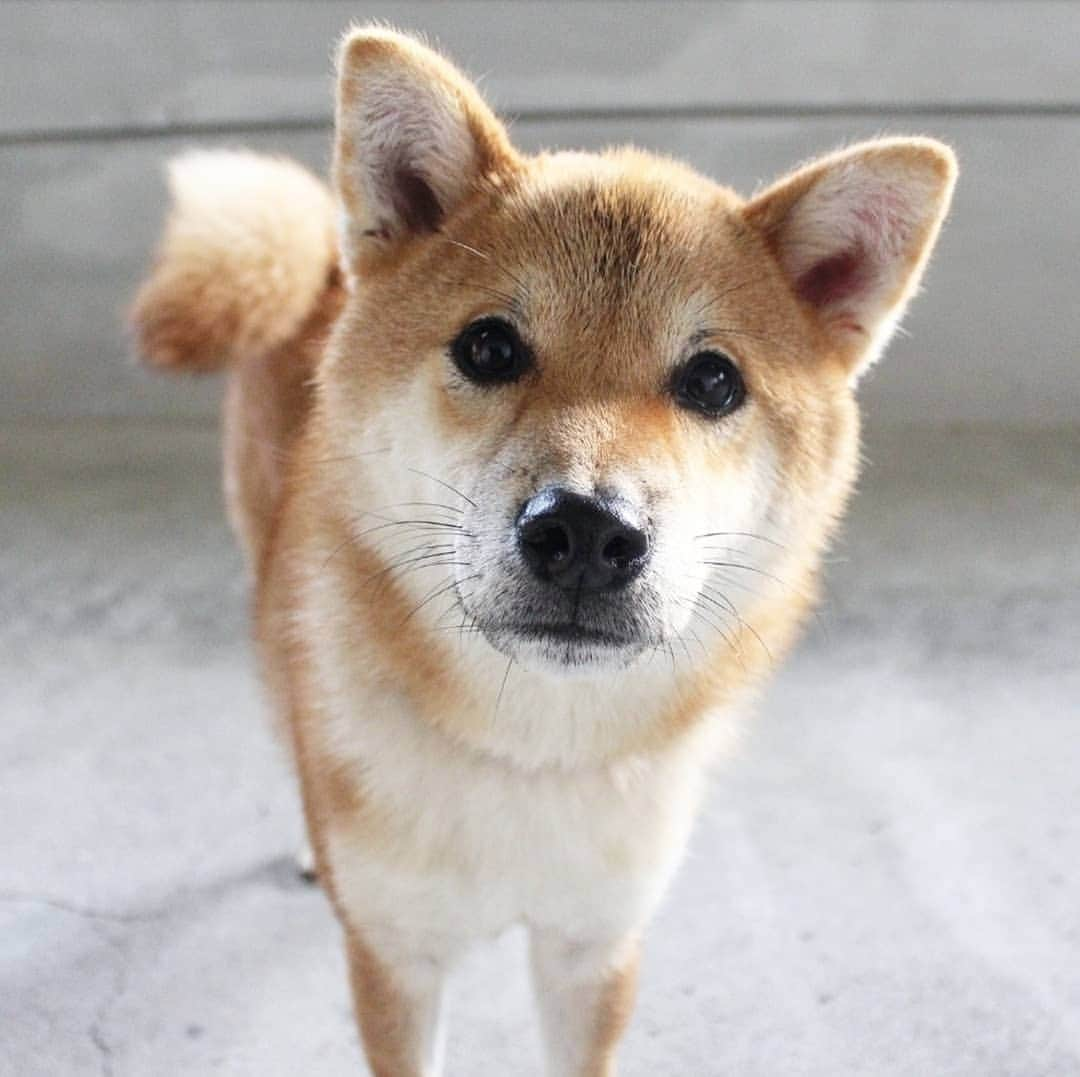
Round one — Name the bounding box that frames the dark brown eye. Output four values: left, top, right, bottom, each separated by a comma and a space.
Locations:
451, 318, 531, 384
674, 351, 746, 417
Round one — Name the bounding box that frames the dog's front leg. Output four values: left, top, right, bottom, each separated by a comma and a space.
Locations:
344, 925, 451, 1077
530, 927, 640, 1077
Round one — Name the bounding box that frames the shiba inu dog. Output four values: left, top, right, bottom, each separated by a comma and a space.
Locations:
131, 26, 956, 1077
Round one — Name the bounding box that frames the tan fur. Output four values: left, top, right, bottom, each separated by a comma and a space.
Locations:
222, 273, 345, 571
586, 949, 640, 1076
345, 931, 420, 1077
132, 26, 955, 1076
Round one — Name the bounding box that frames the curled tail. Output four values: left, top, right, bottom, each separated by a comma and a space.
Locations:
132, 150, 343, 573
130, 150, 338, 372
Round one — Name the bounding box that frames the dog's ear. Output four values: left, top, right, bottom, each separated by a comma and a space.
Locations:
743, 138, 957, 377
333, 27, 519, 267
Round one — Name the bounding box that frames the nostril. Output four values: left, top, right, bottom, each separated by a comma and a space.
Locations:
602, 534, 632, 568
601, 529, 648, 569
523, 520, 572, 564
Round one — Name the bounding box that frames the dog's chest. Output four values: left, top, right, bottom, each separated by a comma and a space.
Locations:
317, 696, 708, 942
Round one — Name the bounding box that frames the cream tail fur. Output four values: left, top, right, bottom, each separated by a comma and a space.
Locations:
131, 150, 338, 372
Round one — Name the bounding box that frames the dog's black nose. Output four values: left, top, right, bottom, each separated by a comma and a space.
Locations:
516, 488, 649, 592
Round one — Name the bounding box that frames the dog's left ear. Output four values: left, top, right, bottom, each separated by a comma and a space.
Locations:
743, 138, 957, 377
333, 26, 520, 268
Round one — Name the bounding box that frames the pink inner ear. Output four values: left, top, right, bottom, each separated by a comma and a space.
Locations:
790, 187, 911, 325
795, 246, 867, 309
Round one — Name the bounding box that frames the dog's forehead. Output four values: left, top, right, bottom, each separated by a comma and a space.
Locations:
481, 153, 751, 373
503, 154, 742, 292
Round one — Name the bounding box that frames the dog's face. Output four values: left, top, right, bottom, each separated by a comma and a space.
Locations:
324, 31, 955, 675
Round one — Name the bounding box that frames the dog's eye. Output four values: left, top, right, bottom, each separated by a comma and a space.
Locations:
673, 351, 746, 417
451, 318, 531, 385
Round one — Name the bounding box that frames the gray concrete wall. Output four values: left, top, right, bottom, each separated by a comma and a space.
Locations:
3, 1, 1078, 423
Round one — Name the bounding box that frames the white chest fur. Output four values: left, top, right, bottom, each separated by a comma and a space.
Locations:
317, 678, 714, 946
290, 528, 738, 956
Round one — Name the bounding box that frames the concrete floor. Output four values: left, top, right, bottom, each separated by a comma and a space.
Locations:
2, 421, 1078, 1076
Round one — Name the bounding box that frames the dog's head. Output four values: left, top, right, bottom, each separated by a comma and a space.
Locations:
322, 29, 955, 675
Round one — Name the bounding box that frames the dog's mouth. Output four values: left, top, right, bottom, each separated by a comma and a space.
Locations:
459, 568, 662, 670
477, 616, 653, 670
510, 621, 637, 647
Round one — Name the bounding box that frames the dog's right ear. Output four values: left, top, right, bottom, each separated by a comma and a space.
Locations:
333, 27, 519, 267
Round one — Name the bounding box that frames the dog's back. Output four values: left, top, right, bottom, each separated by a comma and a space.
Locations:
130, 150, 344, 570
